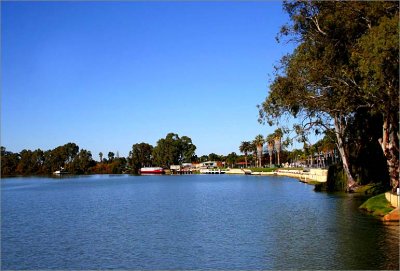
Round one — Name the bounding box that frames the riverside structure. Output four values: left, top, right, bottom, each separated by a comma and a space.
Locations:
226, 168, 328, 183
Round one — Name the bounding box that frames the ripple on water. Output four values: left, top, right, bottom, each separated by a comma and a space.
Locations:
1, 175, 399, 270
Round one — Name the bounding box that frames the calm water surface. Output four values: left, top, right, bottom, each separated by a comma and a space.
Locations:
1, 175, 399, 270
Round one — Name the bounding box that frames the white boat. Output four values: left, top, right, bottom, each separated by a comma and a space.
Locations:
53, 167, 68, 175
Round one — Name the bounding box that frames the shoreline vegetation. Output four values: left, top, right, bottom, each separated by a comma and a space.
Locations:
359, 194, 394, 216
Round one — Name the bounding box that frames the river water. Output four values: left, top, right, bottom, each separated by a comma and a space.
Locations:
1, 174, 398, 270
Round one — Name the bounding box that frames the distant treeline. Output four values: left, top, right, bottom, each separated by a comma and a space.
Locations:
1, 132, 295, 177
1, 143, 127, 176
1, 132, 226, 176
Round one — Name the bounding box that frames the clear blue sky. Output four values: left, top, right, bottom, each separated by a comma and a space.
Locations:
2, 1, 297, 159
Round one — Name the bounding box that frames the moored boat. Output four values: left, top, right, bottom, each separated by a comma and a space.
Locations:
139, 167, 165, 175
53, 168, 69, 175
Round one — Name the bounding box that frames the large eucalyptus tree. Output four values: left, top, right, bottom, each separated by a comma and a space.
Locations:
258, 1, 398, 191
152, 133, 197, 167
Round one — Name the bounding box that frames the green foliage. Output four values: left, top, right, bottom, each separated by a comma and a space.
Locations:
253, 135, 264, 147
1, 147, 20, 176
70, 149, 95, 174
354, 184, 387, 196
108, 152, 115, 162
207, 153, 221, 161
130, 142, 154, 174
359, 193, 394, 217
353, 14, 399, 112
180, 136, 197, 163
258, 0, 399, 189
345, 110, 390, 186
325, 164, 348, 192
99, 152, 103, 162
265, 134, 275, 153
199, 155, 208, 162
274, 128, 283, 138
1, 143, 102, 176
253, 134, 265, 167
225, 152, 238, 168
352, 9, 399, 191
16, 149, 45, 175
239, 141, 252, 167
90, 157, 127, 174
1, 132, 195, 176
152, 133, 196, 167
239, 141, 252, 156
285, 148, 304, 162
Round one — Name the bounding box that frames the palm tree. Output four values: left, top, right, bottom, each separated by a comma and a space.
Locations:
253, 135, 265, 168
99, 152, 103, 162
239, 141, 252, 168
266, 134, 275, 167
317, 133, 337, 167
250, 141, 257, 167
274, 128, 283, 166
226, 152, 238, 168
108, 152, 115, 162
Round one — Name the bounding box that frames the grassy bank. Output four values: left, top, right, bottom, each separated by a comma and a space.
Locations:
359, 193, 395, 217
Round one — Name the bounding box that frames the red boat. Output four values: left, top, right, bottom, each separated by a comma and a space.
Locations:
139, 167, 165, 175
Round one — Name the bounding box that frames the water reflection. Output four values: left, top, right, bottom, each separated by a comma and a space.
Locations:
1, 175, 399, 270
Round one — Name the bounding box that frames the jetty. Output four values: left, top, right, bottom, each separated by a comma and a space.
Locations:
170, 165, 193, 175
199, 168, 226, 174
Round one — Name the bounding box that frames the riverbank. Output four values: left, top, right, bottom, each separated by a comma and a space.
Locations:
227, 168, 399, 222
359, 193, 399, 221
226, 168, 328, 183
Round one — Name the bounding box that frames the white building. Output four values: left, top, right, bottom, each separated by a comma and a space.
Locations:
200, 161, 218, 168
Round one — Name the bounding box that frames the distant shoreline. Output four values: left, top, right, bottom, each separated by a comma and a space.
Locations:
1, 168, 328, 183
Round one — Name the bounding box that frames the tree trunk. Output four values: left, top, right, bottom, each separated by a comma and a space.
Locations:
379, 112, 399, 193
257, 146, 263, 167
268, 144, 274, 167
274, 138, 281, 166
334, 115, 356, 191
277, 151, 280, 166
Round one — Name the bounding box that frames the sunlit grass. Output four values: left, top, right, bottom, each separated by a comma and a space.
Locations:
359, 193, 394, 216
